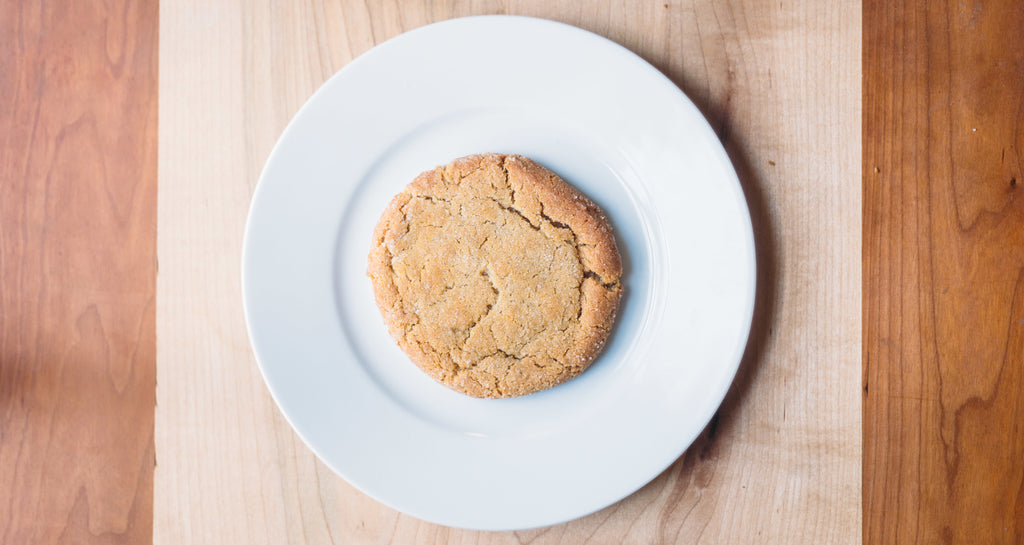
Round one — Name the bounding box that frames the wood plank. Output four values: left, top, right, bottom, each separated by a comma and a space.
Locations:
863, 1, 1024, 543
0, 1, 158, 544
156, 1, 860, 543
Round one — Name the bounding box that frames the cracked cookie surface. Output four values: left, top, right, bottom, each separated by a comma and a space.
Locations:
367, 153, 622, 398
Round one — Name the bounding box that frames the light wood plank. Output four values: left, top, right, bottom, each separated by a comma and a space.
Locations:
157, 1, 860, 543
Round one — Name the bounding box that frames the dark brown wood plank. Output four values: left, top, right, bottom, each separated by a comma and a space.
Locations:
0, 1, 157, 544
864, 0, 1024, 543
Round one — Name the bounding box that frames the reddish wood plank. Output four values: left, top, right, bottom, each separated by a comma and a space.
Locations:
864, 0, 1024, 543
0, 1, 157, 544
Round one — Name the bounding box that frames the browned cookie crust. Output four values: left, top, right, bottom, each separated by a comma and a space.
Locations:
367, 153, 622, 398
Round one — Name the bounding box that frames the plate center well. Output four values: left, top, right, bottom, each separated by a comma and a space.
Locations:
333, 108, 658, 437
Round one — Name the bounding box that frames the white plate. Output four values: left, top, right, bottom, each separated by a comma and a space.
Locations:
243, 16, 755, 531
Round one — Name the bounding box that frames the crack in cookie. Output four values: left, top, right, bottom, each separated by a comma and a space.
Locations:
367, 153, 622, 398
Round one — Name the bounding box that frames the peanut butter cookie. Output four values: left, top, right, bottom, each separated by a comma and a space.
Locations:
367, 153, 622, 398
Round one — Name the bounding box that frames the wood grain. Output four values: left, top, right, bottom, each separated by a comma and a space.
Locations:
156, 1, 860, 543
0, 1, 157, 544
863, 0, 1024, 543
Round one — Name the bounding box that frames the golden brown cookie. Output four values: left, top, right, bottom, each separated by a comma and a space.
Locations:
367, 153, 622, 398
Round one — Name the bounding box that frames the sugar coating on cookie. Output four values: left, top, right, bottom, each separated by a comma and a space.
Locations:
367, 153, 622, 398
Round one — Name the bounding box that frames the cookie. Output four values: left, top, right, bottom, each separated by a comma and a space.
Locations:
367, 153, 622, 398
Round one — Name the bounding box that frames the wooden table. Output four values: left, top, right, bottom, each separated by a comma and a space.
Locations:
1, 1, 1021, 543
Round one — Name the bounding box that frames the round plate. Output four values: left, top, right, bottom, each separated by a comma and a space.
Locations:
243, 16, 754, 531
